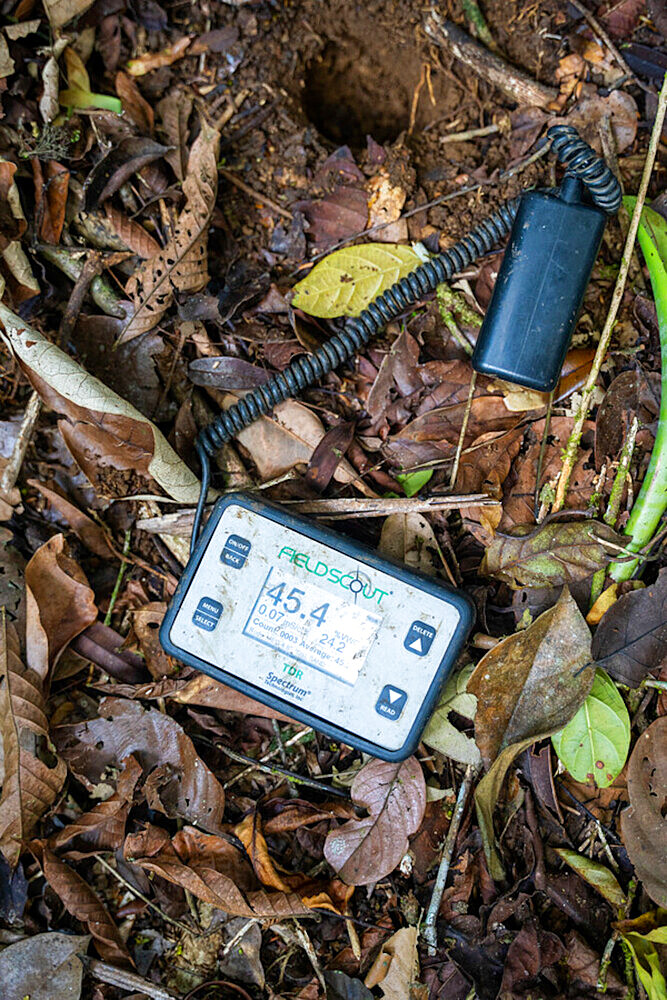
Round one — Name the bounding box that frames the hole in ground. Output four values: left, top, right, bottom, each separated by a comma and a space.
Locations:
302, 29, 461, 149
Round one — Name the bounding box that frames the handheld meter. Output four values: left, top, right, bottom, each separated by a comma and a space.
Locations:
160, 494, 474, 760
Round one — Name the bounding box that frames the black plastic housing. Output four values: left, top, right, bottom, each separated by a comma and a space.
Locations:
472, 180, 607, 392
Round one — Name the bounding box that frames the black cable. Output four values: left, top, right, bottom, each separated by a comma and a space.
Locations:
190, 124, 621, 551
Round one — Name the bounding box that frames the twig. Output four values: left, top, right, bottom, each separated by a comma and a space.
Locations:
604, 416, 639, 527
103, 528, 132, 627
440, 123, 500, 144
553, 72, 667, 512
220, 918, 259, 960
450, 372, 477, 488
0, 390, 41, 497
86, 957, 178, 999
93, 853, 192, 935
223, 726, 314, 790
422, 764, 477, 954
534, 391, 555, 518
218, 167, 292, 220
568, 0, 636, 83
425, 11, 557, 108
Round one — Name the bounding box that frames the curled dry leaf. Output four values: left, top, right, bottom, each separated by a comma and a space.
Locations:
469, 589, 594, 879
0, 613, 67, 869
83, 137, 170, 211
54, 697, 225, 832
482, 520, 624, 589
25, 535, 98, 681
32, 841, 133, 967
324, 756, 426, 885
121, 121, 220, 342
0, 305, 201, 504
49, 755, 141, 856
28, 481, 114, 559
235, 812, 299, 892
115, 70, 154, 133
124, 823, 312, 917
0, 931, 90, 1000
621, 717, 667, 907
592, 569, 667, 687
364, 926, 420, 999
126, 671, 293, 720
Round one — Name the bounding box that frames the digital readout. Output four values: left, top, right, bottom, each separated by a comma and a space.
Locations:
242, 568, 381, 684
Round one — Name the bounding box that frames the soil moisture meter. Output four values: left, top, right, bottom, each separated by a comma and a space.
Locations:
160, 494, 474, 760
161, 125, 621, 760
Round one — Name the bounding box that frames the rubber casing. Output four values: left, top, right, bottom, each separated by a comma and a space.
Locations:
472, 181, 607, 392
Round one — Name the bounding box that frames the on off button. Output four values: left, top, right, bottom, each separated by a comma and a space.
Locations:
221, 534, 251, 569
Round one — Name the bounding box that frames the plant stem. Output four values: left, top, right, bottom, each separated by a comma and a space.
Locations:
103, 528, 132, 626
553, 72, 667, 513
604, 416, 639, 527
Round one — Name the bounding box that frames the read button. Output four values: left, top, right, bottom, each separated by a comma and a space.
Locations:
375, 685, 407, 721
404, 620, 436, 656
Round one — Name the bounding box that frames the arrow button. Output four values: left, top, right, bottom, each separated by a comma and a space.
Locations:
404, 620, 436, 656
375, 685, 408, 721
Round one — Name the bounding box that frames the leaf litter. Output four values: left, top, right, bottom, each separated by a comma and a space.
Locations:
0, 1, 664, 996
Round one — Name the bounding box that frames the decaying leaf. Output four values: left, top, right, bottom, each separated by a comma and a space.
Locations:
482, 520, 624, 589
126, 671, 293, 720
0, 932, 90, 1000
324, 756, 426, 885
592, 570, 667, 687
43, 0, 95, 28
291, 244, 422, 318
552, 668, 631, 789
621, 718, 667, 907
422, 664, 481, 767
378, 512, 440, 576
28, 481, 114, 559
0, 305, 201, 504
32, 842, 133, 966
470, 590, 594, 879
54, 698, 226, 832
124, 823, 311, 917
83, 138, 169, 211
121, 120, 220, 341
0, 613, 67, 869
49, 755, 141, 855
364, 926, 421, 999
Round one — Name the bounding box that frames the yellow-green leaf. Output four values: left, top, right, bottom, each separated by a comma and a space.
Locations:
291, 244, 422, 319
554, 847, 626, 909
64, 48, 90, 93
422, 664, 481, 767
552, 668, 630, 788
59, 89, 122, 113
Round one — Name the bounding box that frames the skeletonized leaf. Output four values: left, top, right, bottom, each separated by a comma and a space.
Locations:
54, 697, 225, 832
120, 120, 220, 341
422, 664, 481, 766
0, 305, 201, 504
552, 668, 630, 789
621, 718, 667, 907
291, 244, 423, 318
124, 823, 311, 917
0, 932, 90, 1000
0, 613, 67, 868
33, 842, 132, 967
324, 757, 426, 885
555, 848, 626, 909
481, 520, 624, 589
592, 569, 667, 687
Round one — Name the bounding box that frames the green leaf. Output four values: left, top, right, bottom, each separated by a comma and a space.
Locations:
59, 89, 123, 113
291, 243, 422, 318
552, 668, 630, 788
395, 469, 433, 497
622, 930, 667, 1000
554, 847, 626, 909
422, 664, 481, 767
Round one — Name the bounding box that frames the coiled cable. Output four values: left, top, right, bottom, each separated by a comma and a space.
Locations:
191, 125, 621, 549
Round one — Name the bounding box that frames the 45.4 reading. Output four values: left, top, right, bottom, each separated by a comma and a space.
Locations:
259, 580, 329, 627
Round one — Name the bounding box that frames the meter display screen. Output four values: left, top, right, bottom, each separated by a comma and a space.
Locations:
242, 569, 381, 685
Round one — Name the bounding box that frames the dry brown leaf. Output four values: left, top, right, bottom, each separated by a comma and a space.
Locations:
32, 841, 133, 966
49, 755, 141, 856
0, 161, 26, 252
120, 119, 219, 342
119, 672, 294, 720
324, 757, 426, 885
131, 603, 175, 679
0, 306, 201, 504
235, 812, 298, 892
103, 205, 161, 259
157, 88, 193, 182
33, 160, 69, 244
28, 480, 114, 559
42, 0, 95, 28
365, 927, 421, 999
25, 534, 98, 682
124, 823, 311, 918
621, 718, 667, 906
115, 70, 154, 133
0, 614, 67, 868
54, 697, 225, 832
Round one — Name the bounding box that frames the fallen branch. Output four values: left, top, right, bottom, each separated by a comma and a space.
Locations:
424, 11, 557, 108
553, 72, 667, 512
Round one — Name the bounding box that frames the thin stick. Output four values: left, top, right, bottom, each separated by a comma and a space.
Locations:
422, 764, 477, 954
219, 167, 292, 220
604, 416, 639, 527
86, 958, 178, 999
103, 528, 132, 627
0, 390, 41, 497
450, 372, 477, 488
553, 72, 667, 512
220, 918, 259, 960
440, 123, 500, 144
93, 853, 192, 935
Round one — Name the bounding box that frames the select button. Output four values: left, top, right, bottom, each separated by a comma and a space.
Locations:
193, 596, 223, 632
